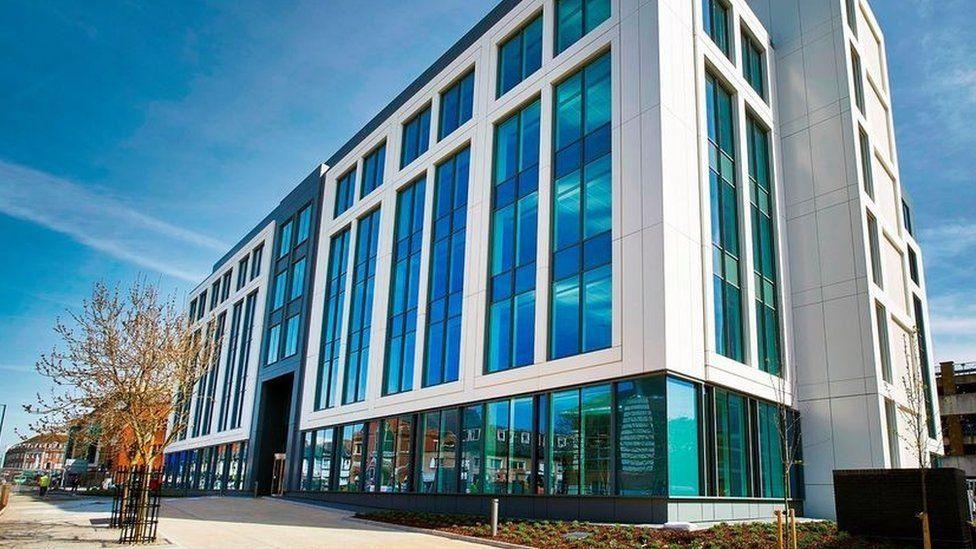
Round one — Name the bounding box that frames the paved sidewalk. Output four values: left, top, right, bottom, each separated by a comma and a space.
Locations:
0, 491, 483, 548
0, 491, 118, 547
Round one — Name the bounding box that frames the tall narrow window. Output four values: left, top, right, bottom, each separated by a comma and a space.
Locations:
714, 389, 750, 497
702, 0, 730, 58
266, 324, 281, 365
884, 399, 900, 467
379, 416, 413, 493
461, 404, 484, 494
278, 221, 293, 258
484, 400, 511, 494
337, 423, 366, 491
439, 70, 475, 140
875, 301, 892, 382
283, 313, 300, 358
555, 0, 610, 55
296, 205, 312, 245
487, 99, 540, 373
913, 296, 936, 439
200, 313, 225, 436
908, 247, 919, 284
343, 209, 382, 404
250, 244, 263, 280
548, 385, 611, 495
335, 168, 356, 217
424, 148, 469, 387
361, 144, 386, 198
417, 411, 442, 493
400, 105, 431, 168
615, 376, 666, 495
497, 15, 543, 98
902, 200, 914, 236
230, 292, 257, 428
867, 213, 883, 287
845, 0, 858, 36
667, 377, 701, 496
742, 33, 765, 99
551, 52, 612, 360
218, 300, 243, 431
210, 280, 220, 310
706, 73, 744, 362
315, 229, 350, 410
851, 47, 865, 113
272, 270, 287, 310
757, 401, 786, 498
383, 177, 426, 396
290, 258, 306, 301
221, 271, 232, 302
859, 128, 874, 197
748, 118, 781, 375
237, 257, 249, 290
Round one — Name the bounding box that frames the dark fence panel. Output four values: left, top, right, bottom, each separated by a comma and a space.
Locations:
834, 468, 972, 547
110, 467, 163, 544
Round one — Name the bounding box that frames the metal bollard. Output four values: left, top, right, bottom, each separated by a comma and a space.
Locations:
490, 498, 499, 537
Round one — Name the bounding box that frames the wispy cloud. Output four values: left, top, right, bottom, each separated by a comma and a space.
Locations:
0, 160, 224, 282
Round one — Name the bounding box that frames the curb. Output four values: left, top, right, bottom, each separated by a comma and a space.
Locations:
349, 516, 529, 549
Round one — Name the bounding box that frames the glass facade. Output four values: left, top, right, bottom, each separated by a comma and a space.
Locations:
344, 209, 382, 404
266, 323, 281, 364
290, 258, 306, 301
401, 105, 431, 168
297, 205, 311, 244
706, 73, 744, 362
439, 70, 475, 140
555, 0, 610, 55
913, 296, 937, 439
361, 144, 386, 198
702, 0, 730, 57
742, 34, 765, 99
278, 221, 293, 258
747, 118, 781, 376
497, 15, 542, 98
714, 389, 750, 497
383, 177, 426, 396
273, 270, 287, 310
297, 375, 793, 502
218, 300, 244, 431
487, 99, 540, 373
550, 52, 612, 360
283, 313, 300, 357
424, 148, 470, 387
230, 292, 257, 429
315, 229, 351, 410
163, 441, 248, 491
335, 168, 356, 217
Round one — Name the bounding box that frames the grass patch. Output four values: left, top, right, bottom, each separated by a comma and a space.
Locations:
357, 510, 909, 548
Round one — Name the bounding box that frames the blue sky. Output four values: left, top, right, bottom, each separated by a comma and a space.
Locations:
0, 0, 973, 455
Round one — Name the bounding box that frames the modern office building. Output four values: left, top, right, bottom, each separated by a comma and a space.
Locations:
162, 0, 940, 521
937, 361, 976, 477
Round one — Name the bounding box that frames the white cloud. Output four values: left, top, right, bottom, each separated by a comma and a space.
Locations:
0, 160, 223, 282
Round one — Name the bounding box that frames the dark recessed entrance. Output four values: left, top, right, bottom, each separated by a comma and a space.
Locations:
253, 373, 293, 495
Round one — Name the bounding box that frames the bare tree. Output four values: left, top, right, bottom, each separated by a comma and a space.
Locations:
898, 327, 932, 548
771, 366, 803, 541
26, 279, 216, 472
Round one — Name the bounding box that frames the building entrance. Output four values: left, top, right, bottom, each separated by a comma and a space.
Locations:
253, 374, 293, 495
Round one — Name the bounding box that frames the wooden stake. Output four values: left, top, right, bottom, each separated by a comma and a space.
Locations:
774, 510, 784, 549
919, 512, 932, 549
789, 508, 798, 549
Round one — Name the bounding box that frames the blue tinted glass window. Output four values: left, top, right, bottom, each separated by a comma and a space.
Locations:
272, 270, 287, 310
361, 144, 386, 197
424, 148, 470, 387
290, 258, 306, 301
335, 168, 356, 217
383, 177, 426, 396
400, 105, 432, 168
702, 0, 730, 57
461, 404, 484, 494
757, 401, 785, 498
296, 205, 312, 244
550, 52, 612, 360
705, 73, 744, 362
615, 376, 666, 495
487, 99, 540, 373
218, 300, 243, 432
315, 229, 350, 410
284, 314, 300, 357
748, 118, 781, 375
230, 293, 257, 427
497, 15, 543, 98
343, 209, 382, 404
555, 0, 610, 55
439, 70, 475, 140
266, 324, 281, 364
742, 34, 765, 99
714, 389, 750, 496
667, 377, 701, 496
278, 221, 293, 258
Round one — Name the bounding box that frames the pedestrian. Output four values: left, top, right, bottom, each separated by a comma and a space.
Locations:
38, 473, 51, 497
